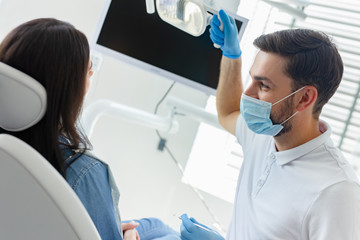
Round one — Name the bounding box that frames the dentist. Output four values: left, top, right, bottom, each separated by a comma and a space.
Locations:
180, 9, 360, 240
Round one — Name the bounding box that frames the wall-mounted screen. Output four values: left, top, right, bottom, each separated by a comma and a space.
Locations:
92, 0, 248, 95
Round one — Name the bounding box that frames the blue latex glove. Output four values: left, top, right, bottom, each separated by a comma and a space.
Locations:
180, 214, 224, 240
209, 9, 242, 59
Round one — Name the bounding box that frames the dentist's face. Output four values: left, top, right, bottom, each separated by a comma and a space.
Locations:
245, 51, 297, 136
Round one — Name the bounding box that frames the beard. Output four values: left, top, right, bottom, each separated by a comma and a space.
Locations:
270, 95, 295, 137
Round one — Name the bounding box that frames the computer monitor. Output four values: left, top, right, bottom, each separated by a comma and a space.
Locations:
92, 0, 248, 95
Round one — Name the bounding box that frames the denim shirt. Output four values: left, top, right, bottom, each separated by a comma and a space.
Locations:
62, 146, 123, 240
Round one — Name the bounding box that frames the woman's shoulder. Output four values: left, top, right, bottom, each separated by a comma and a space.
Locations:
59, 136, 104, 176
69, 152, 103, 172
64, 150, 107, 188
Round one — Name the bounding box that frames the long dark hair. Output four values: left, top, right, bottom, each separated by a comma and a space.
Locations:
0, 18, 91, 176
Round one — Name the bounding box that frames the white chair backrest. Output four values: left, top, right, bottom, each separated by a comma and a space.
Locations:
0, 62, 101, 240
0, 62, 46, 131
0, 134, 101, 240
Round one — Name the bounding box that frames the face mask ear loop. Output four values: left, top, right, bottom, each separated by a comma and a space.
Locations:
280, 111, 299, 125
272, 86, 306, 106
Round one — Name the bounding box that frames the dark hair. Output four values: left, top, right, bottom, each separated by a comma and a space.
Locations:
0, 18, 91, 176
253, 29, 344, 116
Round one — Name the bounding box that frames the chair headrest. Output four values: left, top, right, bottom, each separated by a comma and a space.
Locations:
0, 62, 46, 132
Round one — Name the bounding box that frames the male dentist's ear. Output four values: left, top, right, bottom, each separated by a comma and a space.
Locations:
296, 86, 318, 112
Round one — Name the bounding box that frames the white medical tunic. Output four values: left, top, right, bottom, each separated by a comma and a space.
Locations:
227, 116, 360, 240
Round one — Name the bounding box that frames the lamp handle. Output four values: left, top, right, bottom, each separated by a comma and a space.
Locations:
213, 15, 223, 48
145, 0, 155, 14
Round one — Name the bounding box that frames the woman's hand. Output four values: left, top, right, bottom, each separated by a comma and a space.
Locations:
123, 229, 138, 240
122, 221, 140, 240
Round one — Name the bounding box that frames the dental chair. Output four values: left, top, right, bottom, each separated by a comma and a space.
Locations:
0, 62, 101, 240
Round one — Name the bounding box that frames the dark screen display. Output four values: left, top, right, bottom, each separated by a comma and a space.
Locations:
97, 0, 243, 90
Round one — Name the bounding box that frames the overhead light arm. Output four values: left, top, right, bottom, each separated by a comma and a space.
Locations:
262, 0, 308, 20
81, 99, 179, 138
264, 0, 309, 7
165, 96, 222, 129
81, 97, 222, 139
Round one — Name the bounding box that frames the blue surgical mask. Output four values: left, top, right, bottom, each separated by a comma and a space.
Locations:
240, 87, 305, 136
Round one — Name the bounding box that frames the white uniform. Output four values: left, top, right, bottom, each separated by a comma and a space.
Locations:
226, 116, 360, 240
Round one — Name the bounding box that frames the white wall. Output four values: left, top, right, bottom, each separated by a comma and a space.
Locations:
0, 0, 233, 231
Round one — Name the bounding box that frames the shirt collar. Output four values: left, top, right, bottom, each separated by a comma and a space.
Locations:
270, 120, 332, 166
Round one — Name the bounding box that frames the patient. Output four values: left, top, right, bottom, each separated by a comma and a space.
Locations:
0, 18, 180, 240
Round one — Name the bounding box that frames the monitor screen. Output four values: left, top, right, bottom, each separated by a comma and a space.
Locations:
92, 0, 248, 95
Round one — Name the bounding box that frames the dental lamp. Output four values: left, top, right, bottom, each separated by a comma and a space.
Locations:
146, 0, 210, 37
81, 97, 221, 139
